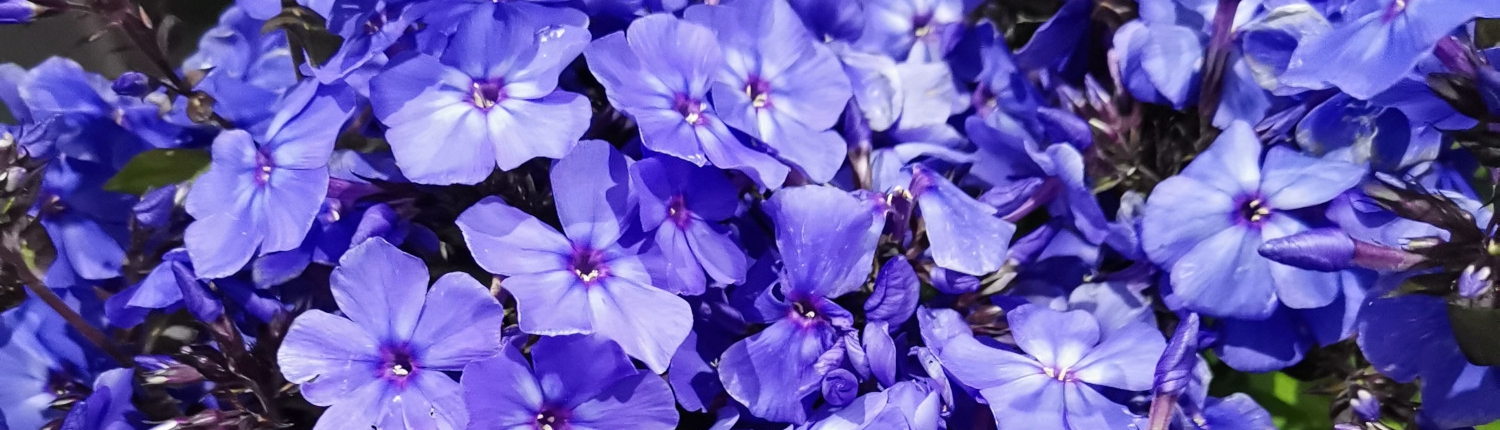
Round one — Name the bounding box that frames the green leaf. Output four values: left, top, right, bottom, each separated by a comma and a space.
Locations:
1478, 19, 1500, 49
103, 149, 212, 195
1448, 304, 1500, 366
1208, 355, 1332, 430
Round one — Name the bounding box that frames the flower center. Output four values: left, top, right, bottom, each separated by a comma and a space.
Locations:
913, 13, 935, 38
570, 247, 609, 285
471, 80, 505, 110
364, 11, 388, 35
1238, 197, 1271, 225
667, 194, 692, 228
1381, 0, 1406, 22
792, 299, 819, 320
673, 93, 708, 126
254, 150, 274, 185
381, 345, 418, 382
744, 77, 772, 109
1042, 365, 1073, 382
535, 410, 568, 430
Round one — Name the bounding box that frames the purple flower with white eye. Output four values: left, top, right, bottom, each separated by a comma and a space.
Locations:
585, 13, 790, 188
278, 238, 506, 430
631, 155, 747, 295
1282, 0, 1500, 99
369, 2, 591, 184
184, 82, 356, 279
940, 304, 1167, 430
457, 140, 691, 373
718, 185, 880, 423
685, 0, 853, 183
857, 0, 975, 62
461, 335, 679, 430
1141, 121, 1365, 319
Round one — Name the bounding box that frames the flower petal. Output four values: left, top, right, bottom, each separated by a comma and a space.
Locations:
461, 347, 543, 429
505, 271, 593, 336
531, 334, 637, 409
329, 238, 429, 342
488, 92, 590, 171
409, 273, 506, 370
277, 310, 382, 406
590, 277, 692, 373
456, 197, 572, 276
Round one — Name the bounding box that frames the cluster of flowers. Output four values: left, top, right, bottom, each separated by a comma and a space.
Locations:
2, 0, 1500, 428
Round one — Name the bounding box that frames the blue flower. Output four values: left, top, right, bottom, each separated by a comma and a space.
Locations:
718, 185, 880, 423
686, 0, 854, 183
1141, 121, 1365, 318
369, 2, 592, 184
184, 82, 356, 278
457, 140, 691, 373
585, 14, 791, 188
277, 238, 507, 429
1282, 0, 1500, 99
461, 335, 678, 429
939, 304, 1166, 430
630, 155, 747, 295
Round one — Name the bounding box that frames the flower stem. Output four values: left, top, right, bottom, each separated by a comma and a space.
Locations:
1197, 0, 1241, 131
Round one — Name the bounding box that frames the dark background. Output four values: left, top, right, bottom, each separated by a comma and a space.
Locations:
0, 0, 232, 121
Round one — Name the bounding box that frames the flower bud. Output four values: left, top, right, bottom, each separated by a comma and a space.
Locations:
136, 355, 205, 386
1258, 229, 1356, 271
112, 71, 152, 97
1459, 264, 1492, 299
1433, 36, 1478, 78
821, 369, 858, 407
1, 0, 39, 24
1350, 388, 1382, 422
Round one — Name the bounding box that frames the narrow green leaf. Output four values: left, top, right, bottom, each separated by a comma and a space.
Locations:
103, 149, 212, 195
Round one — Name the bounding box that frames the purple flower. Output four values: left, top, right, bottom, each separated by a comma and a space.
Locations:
182, 7, 296, 129
718, 185, 880, 423
797, 380, 942, 429
585, 13, 790, 188
630, 155, 747, 295
1141, 121, 1365, 319
462, 335, 678, 429
369, 2, 592, 184
277, 238, 507, 429
686, 0, 854, 183
0, 299, 98, 430
1282, 0, 1500, 99
939, 304, 1166, 429
59, 369, 136, 430
184, 82, 355, 278
856, 0, 974, 62
457, 140, 691, 372
1358, 294, 1500, 428
34, 157, 132, 288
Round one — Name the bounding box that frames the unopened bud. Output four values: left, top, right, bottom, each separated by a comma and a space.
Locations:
1434, 36, 1478, 78
1459, 265, 1492, 299
0, 0, 39, 24
136, 355, 204, 386
1350, 389, 1382, 422
1258, 229, 1355, 271
185, 92, 217, 124
111, 71, 152, 97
